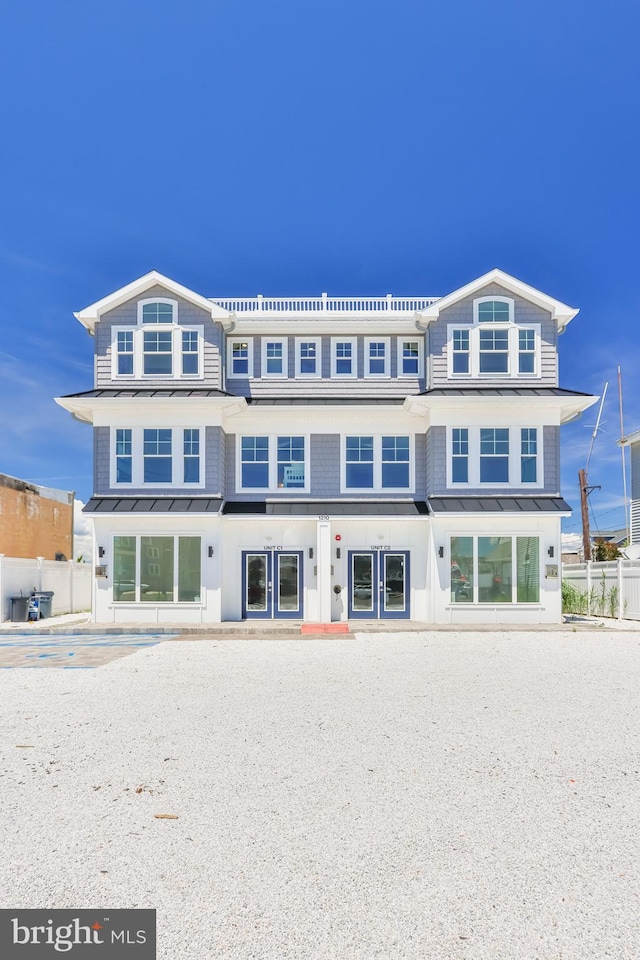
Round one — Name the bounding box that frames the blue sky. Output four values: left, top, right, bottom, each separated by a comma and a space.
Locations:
1, 0, 639, 540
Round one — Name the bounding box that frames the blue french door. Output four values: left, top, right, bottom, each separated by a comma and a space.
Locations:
242, 551, 303, 619
348, 550, 410, 619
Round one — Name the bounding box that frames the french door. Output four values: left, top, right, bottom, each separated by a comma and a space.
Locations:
242, 551, 303, 619
348, 550, 410, 619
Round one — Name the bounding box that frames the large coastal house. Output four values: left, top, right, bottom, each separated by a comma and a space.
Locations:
56, 268, 596, 625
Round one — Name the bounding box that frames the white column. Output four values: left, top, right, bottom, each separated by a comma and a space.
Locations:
316, 521, 332, 623
68, 560, 75, 613
618, 559, 624, 621
36, 556, 44, 592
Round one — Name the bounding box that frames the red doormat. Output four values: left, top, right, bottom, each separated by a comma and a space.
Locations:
300, 623, 350, 634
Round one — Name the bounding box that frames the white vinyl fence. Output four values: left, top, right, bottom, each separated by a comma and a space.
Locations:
562, 560, 640, 620
0, 556, 92, 622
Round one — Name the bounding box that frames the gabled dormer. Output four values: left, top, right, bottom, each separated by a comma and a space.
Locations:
417, 269, 578, 388
76, 271, 233, 389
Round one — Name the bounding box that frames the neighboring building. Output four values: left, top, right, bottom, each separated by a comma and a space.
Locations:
0, 472, 74, 560
56, 268, 596, 624
620, 429, 640, 544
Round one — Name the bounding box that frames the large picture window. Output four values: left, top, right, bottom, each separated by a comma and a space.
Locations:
449, 535, 540, 604
449, 426, 541, 488
114, 535, 201, 604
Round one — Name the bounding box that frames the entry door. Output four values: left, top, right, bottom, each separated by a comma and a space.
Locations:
348, 551, 410, 619
242, 551, 303, 619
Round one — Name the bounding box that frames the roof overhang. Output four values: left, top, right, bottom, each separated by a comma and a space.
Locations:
619, 428, 640, 447
85, 497, 223, 514
74, 271, 233, 335
404, 391, 598, 425
55, 393, 247, 425
417, 269, 579, 333
428, 496, 572, 516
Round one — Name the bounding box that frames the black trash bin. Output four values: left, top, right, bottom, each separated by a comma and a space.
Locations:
10, 596, 30, 622
29, 591, 55, 620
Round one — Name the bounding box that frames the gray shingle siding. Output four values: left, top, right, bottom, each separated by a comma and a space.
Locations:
224, 335, 426, 398
429, 283, 558, 388
631, 444, 640, 500
93, 424, 225, 496
425, 424, 559, 496
225, 432, 425, 500
95, 284, 223, 388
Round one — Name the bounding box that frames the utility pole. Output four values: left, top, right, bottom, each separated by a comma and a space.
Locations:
579, 469, 591, 561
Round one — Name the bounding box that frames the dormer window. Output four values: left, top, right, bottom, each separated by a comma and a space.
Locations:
112, 297, 203, 380
448, 296, 539, 378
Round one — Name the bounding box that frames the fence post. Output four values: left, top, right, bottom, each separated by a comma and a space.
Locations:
0, 554, 4, 622
618, 559, 624, 621
586, 560, 592, 615
36, 556, 44, 592
69, 560, 75, 613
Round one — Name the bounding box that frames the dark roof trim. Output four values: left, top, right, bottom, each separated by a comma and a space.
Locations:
419, 387, 593, 398
224, 501, 429, 517
245, 397, 407, 405
427, 496, 572, 513
61, 388, 234, 399
84, 497, 223, 514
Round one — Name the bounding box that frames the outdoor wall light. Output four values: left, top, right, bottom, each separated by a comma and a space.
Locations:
309, 547, 314, 559
438, 546, 444, 558
547, 546, 555, 558
208, 546, 214, 558
98, 546, 105, 558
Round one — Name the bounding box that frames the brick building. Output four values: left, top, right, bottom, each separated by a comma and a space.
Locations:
0, 473, 74, 560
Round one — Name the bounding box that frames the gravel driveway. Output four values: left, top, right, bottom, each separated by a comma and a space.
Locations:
1, 631, 638, 959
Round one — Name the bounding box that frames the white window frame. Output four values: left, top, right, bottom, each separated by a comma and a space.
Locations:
446, 426, 543, 489
396, 337, 424, 378
364, 337, 391, 378
448, 534, 542, 606
331, 337, 358, 379
261, 337, 288, 380
340, 434, 415, 494
447, 322, 541, 379
110, 427, 205, 489
236, 434, 310, 494
112, 534, 204, 606
111, 299, 203, 380
295, 337, 322, 379
227, 337, 254, 379
473, 296, 514, 324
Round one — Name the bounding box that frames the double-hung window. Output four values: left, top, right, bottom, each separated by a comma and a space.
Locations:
115, 429, 132, 483
448, 297, 539, 379
332, 338, 357, 378
238, 436, 308, 492
448, 426, 542, 487
479, 329, 509, 374
343, 436, 413, 492
112, 298, 203, 380
227, 338, 253, 379
451, 428, 469, 483
479, 428, 510, 482
144, 429, 172, 483
296, 338, 321, 378
262, 338, 287, 378
112, 427, 204, 488
365, 338, 390, 377
397, 338, 423, 377
520, 428, 537, 483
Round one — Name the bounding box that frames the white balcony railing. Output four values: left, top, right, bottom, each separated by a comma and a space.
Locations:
210, 293, 439, 316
